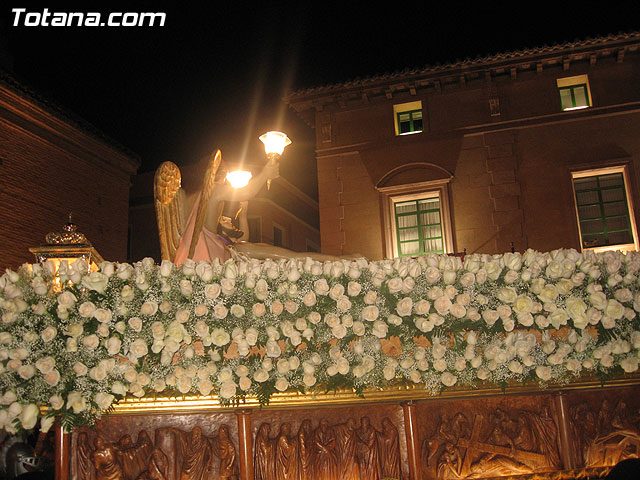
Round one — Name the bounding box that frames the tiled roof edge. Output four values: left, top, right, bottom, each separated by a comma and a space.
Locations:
0, 67, 141, 165
286, 31, 640, 99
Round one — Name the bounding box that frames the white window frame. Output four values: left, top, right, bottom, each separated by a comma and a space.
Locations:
394, 101, 423, 136
571, 165, 638, 253
378, 179, 454, 259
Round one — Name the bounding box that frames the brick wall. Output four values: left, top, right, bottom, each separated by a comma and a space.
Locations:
0, 80, 138, 271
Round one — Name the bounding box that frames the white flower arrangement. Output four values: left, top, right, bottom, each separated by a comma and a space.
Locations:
1, 248, 640, 433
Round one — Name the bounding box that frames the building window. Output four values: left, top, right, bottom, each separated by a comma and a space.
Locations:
306, 239, 319, 253
557, 75, 592, 111
397, 110, 423, 135
394, 194, 444, 255
248, 217, 261, 243
394, 101, 423, 136
378, 178, 454, 259
273, 224, 285, 247
572, 166, 638, 252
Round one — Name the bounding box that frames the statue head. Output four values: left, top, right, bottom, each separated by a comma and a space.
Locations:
192, 426, 203, 441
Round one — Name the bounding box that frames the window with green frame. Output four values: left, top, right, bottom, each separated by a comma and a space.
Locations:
394, 196, 444, 256
559, 84, 590, 111
397, 109, 423, 135
573, 172, 634, 249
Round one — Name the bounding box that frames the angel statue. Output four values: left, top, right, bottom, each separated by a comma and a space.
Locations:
154, 150, 354, 264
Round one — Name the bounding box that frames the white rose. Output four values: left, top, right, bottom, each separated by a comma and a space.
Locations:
434, 296, 452, 315
211, 328, 230, 346
302, 292, 317, 307
35, 357, 56, 374
336, 296, 351, 312
78, 301, 96, 318
82, 334, 99, 349
361, 305, 379, 322
372, 320, 388, 338
497, 287, 517, 304
535, 365, 552, 381
275, 377, 289, 392
94, 392, 115, 410
106, 337, 122, 355
205, 283, 221, 300
363, 291, 378, 305
441, 372, 457, 387
347, 282, 362, 297
396, 297, 413, 317
66, 391, 87, 413
39, 326, 57, 343
606, 299, 624, 320
18, 364, 36, 379
82, 272, 109, 293
129, 338, 149, 359
270, 301, 284, 316
18, 403, 39, 430
94, 308, 113, 324
230, 304, 246, 318
621, 357, 639, 373
219, 381, 237, 399
253, 368, 269, 382
352, 321, 366, 336
57, 291, 77, 309
312, 278, 328, 296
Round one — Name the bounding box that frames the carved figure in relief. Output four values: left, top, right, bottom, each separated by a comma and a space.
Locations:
137, 449, 169, 480
212, 426, 238, 480
92, 437, 124, 480
379, 418, 402, 480
178, 426, 214, 480
77, 432, 95, 480
116, 432, 153, 480
274, 423, 297, 480
356, 417, 381, 480
255, 424, 274, 480
297, 419, 314, 480
334, 418, 359, 480
313, 419, 339, 480
467, 453, 533, 478
436, 443, 463, 478
572, 399, 640, 468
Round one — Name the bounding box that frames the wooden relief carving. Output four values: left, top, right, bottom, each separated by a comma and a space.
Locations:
418, 403, 561, 479
74, 425, 238, 480
570, 397, 640, 468
253, 415, 403, 480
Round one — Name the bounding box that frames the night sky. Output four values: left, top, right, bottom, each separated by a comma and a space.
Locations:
1, 2, 638, 185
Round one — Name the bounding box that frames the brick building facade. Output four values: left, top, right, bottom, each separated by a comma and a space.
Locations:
0, 70, 139, 271
286, 32, 640, 260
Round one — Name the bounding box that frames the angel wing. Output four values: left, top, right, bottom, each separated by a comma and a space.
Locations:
154, 161, 186, 261
188, 150, 223, 258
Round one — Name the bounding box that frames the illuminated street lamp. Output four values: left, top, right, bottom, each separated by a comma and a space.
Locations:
225, 169, 252, 189
259, 131, 291, 189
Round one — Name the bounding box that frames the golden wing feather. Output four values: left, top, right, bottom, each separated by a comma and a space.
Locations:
154, 161, 186, 261
188, 150, 223, 259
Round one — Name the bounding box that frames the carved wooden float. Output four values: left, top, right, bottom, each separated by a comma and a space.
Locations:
59, 376, 640, 480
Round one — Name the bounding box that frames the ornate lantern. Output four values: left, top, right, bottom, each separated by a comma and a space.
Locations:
29, 215, 103, 274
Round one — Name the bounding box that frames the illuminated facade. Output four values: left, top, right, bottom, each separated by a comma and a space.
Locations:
286, 32, 640, 259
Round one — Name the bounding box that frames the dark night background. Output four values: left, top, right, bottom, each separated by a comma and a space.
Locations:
1, 1, 638, 193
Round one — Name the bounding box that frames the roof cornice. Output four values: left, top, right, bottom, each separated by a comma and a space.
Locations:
286, 31, 640, 106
